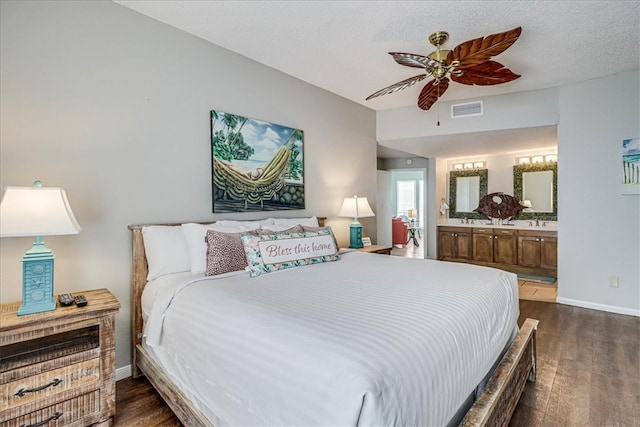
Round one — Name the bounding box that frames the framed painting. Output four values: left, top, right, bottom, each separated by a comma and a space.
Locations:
211, 110, 305, 212
622, 138, 639, 195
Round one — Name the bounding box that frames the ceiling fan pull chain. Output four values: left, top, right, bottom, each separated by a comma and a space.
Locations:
437, 86, 441, 126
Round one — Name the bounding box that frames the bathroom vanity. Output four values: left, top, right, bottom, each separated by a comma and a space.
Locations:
438, 221, 557, 278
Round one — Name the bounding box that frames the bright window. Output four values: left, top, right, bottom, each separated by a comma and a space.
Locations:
397, 180, 416, 217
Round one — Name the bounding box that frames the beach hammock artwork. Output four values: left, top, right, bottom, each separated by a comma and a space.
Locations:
211, 110, 304, 212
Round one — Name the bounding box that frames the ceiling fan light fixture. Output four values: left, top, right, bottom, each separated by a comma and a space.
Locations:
366, 27, 522, 111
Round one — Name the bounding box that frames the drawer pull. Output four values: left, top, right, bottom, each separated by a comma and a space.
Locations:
14, 378, 62, 397
20, 411, 63, 427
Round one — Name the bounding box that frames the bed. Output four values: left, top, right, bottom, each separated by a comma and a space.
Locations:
129, 218, 538, 426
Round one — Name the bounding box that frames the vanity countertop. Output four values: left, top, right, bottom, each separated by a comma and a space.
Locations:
437, 219, 558, 231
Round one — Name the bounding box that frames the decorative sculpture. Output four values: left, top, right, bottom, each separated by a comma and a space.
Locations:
474, 192, 525, 221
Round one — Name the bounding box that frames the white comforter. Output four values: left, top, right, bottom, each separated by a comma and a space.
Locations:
142, 251, 519, 426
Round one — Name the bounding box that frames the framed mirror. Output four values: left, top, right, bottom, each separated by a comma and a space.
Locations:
449, 169, 488, 219
513, 162, 557, 220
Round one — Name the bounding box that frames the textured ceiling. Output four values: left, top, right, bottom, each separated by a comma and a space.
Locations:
115, 1, 639, 111
114, 1, 639, 158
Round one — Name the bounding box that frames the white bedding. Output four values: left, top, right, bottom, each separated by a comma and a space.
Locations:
142, 251, 519, 426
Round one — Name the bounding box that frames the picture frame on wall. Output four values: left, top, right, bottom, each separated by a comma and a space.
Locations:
622, 138, 640, 195
211, 109, 305, 212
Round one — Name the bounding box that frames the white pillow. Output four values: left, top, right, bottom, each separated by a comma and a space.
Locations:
142, 226, 191, 281
260, 224, 302, 232
271, 216, 319, 228
181, 222, 255, 274
215, 218, 274, 229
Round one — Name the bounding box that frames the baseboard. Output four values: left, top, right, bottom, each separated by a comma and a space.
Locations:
116, 365, 132, 381
556, 297, 640, 317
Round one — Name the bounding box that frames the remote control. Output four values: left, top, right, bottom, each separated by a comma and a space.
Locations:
74, 294, 88, 307
58, 293, 75, 306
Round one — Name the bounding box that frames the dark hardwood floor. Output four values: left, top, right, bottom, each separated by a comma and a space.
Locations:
116, 301, 640, 427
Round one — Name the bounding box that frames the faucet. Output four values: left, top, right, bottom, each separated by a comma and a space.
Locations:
535, 218, 540, 227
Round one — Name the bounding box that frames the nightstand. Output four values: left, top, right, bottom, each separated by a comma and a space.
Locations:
0, 288, 120, 427
358, 245, 392, 255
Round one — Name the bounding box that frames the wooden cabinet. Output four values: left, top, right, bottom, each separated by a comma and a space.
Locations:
438, 227, 472, 260
0, 289, 120, 427
472, 228, 494, 262
472, 228, 517, 264
518, 230, 558, 270
438, 225, 557, 277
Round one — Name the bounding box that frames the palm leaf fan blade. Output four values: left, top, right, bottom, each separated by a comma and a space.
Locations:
417, 78, 449, 110
390, 52, 440, 69
366, 74, 427, 100
451, 61, 521, 85
448, 26, 522, 69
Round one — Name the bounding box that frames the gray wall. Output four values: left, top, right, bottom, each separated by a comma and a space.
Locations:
0, 1, 377, 372
557, 71, 639, 314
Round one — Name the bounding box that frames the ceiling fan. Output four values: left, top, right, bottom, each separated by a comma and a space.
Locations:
366, 27, 522, 110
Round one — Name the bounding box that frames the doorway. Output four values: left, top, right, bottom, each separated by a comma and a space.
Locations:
391, 170, 425, 255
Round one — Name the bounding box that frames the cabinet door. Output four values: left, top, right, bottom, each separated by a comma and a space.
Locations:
494, 234, 518, 265
540, 237, 558, 269
473, 233, 494, 262
456, 232, 472, 260
518, 236, 541, 267
438, 231, 456, 259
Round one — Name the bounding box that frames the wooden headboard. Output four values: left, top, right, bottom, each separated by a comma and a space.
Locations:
128, 217, 326, 378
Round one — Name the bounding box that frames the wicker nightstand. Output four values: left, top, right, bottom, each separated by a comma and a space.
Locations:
0, 288, 120, 427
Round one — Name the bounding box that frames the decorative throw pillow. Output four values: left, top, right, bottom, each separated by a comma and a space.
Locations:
182, 222, 255, 274
241, 228, 340, 277
302, 225, 339, 248
205, 230, 253, 276
205, 226, 303, 276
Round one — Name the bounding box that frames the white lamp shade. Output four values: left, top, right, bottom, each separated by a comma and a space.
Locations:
337, 196, 375, 219
522, 200, 533, 208
0, 186, 82, 237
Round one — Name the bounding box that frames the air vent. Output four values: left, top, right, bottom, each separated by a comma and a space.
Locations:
451, 101, 483, 118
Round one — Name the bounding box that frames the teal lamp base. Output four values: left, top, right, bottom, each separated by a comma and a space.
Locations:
18, 237, 56, 316
349, 222, 364, 249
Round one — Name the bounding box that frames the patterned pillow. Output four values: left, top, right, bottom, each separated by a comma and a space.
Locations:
205, 226, 304, 276
302, 225, 339, 248
206, 230, 252, 276
241, 227, 340, 278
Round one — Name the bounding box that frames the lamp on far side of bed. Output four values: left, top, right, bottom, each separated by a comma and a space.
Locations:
337, 195, 375, 249
0, 181, 82, 315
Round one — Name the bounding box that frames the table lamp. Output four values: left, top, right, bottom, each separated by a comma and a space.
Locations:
408, 209, 417, 224
337, 195, 375, 249
0, 181, 81, 315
